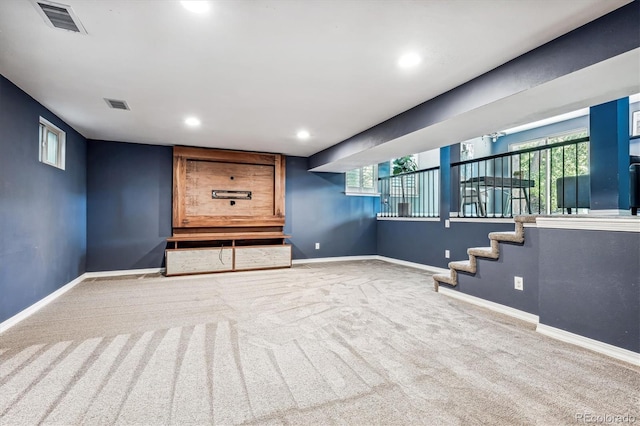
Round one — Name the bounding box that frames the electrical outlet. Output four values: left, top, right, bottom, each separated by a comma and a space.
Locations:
315, 243, 320, 250
514, 276, 524, 291
445, 250, 450, 259
445, 219, 450, 228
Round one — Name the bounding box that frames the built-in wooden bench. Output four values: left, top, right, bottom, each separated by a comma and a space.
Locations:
165, 232, 292, 276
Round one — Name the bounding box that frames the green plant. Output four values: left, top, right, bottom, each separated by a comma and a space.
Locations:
392, 155, 417, 203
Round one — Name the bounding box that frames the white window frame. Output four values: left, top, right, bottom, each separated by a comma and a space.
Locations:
39, 117, 66, 170
345, 165, 379, 196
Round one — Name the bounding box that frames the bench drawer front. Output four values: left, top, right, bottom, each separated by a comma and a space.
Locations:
166, 248, 233, 276
234, 245, 291, 271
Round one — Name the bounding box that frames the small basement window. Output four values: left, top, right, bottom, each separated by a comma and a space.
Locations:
39, 117, 65, 170
346, 165, 378, 195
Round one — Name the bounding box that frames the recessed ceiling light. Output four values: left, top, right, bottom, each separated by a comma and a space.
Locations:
398, 52, 421, 69
296, 130, 310, 140
185, 117, 201, 127
180, 1, 211, 14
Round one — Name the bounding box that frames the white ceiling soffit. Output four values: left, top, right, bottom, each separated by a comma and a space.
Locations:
0, 0, 632, 158
311, 49, 640, 173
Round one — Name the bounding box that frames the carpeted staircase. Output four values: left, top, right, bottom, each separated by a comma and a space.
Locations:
433, 215, 537, 291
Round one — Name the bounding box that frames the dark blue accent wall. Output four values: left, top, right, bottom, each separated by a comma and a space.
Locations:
538, 228, 639, 352
589, 99, 630, 211
284, 156, 377, 259
377, 220, 513, 269
456, 228, 540, 315
440, 146, 452, 219
86, 140, 173, 272
0, 75, 87, 323
85, 149, 378, 271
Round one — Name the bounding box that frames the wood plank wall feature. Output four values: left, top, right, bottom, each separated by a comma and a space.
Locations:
172, 146, 286, 228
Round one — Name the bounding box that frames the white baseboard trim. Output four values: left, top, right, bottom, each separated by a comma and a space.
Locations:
293, 255, 377, 265
375, 256, 449, 275
0, 273, 88, 334
84, 267, 165, 278
536, 324, 640, 366
438, 287, 539, 324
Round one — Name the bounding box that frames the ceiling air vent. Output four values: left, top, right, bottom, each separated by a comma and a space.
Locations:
104, 99, 130, 111
32, 0, 87, 34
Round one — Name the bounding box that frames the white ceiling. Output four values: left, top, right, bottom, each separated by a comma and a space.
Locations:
0, 0, 635, 163
312, 49, 640, 171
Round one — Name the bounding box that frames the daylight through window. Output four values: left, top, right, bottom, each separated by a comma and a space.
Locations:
39, 117, 66, 170
346, 165, 378, 194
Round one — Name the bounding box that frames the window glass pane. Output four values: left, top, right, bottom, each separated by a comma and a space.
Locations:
361, 166, 374, 189
46, 129, 58, 164
346, 169, 361, 188
346, 165, 378, 194
510, 138, 546, 151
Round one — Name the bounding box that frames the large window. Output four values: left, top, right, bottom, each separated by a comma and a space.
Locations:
346, 165, 378, 195
39, 117, 66, 170
509, 128, 589, 214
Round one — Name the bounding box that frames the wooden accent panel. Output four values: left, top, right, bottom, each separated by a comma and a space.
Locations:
274, 155, 285, 218
167, 232, 290, 242
185, 160, 274, 217
234, 245, 292, 270
165, 248, 233, 276
172, 226, 283, 235
174, 146, 276, 165
173, 147, 285, 228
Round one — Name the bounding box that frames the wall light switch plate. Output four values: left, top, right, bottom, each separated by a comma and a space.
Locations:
445, 250, 450, 259
315, 243, 320, 250
514, 276, 524, 290
445, 219, 450, 228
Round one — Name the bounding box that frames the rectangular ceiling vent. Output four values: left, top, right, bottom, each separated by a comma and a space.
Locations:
32, 0, 87, 34
104, 98, 130, 111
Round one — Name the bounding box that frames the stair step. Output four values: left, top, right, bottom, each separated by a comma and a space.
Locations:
489, 231, 524, 243
433, 273, 455, 284
449, 260, 475, 273
467, 246, 499, 259
433, 273, 456, 292
434, 217, 534, 290
515, 215, 537, 223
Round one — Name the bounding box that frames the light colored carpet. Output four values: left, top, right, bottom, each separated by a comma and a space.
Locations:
0, 260, 638, 425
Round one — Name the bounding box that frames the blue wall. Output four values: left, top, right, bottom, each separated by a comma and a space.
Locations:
538, 228, 639, 352
456, 228, 540, 315
86, 140, 172, 272
377, 220, 514, 270
85, 149, 378, 270
590, 99, 630, 211
285, 156, 377, 259
0, 75, 87, 323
